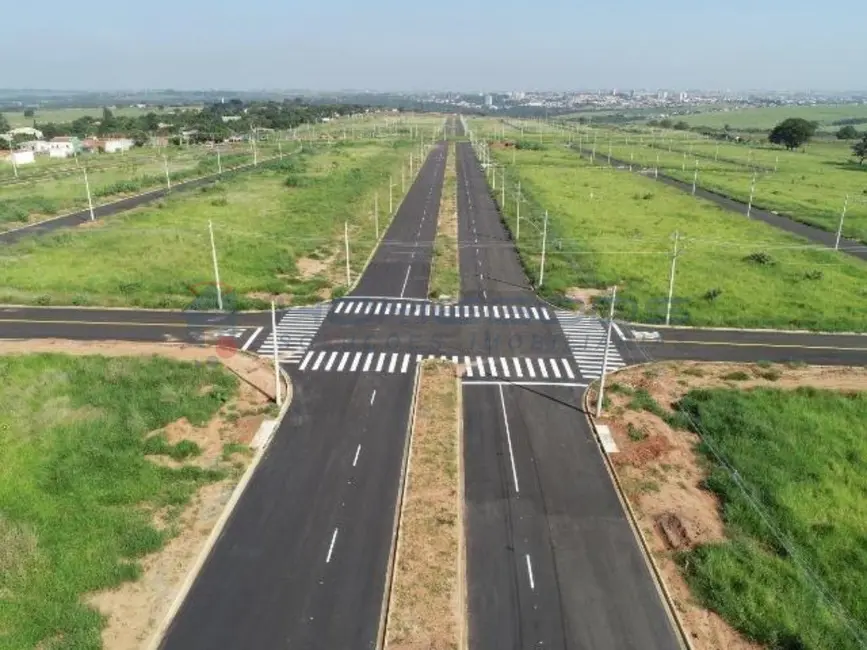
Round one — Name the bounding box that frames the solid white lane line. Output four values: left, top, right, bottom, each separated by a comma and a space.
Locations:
612, 322, 626, 340
525, 358, 536, 378
350, 352, 362, 372
312, 351, 327, 371
477, 356, 486, 378
363, 352, 374, 372
388, 353, 398, 373
370, 389, 377, 405
562, 359, 576, 379
353, 445, 362, 466
376, 353, 387, 372
299, 351, 314, 370
326, 528, 339, 564
241, 327, 264, 352
498, 384, 520, 494
400, 265, 412, 298
463, 381, 589, 388
550, 358, 562, 379
513, 357, 523, 378
401, 353, 411, 374
337, 351, 350, 372
526, 554, 535, 590
335, 302, 346, 314
324, 351, 338, 371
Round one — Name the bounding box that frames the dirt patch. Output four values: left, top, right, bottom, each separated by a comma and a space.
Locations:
595, 360, 867, 650
565, 286, 606, 312
385, 360, 462, 650
297, 256, 327, 279
245, 291, 294, 307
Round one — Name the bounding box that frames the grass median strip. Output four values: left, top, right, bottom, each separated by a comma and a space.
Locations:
385, 360, 463, 649
429, 142, 460, 300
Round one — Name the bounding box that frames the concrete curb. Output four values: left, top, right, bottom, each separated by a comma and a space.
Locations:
581, 375, 695, 650
377, 362, 423, 650
456, 373, 468, 650
145, 359, 293, 650
624, 320, 867, 337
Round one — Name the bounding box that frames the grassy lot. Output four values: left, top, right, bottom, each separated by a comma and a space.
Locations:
674, 103, 867, 131
3, 106, 200, 128
385, 360, 461, 649
0, 146, 265, 231
491, 144, 867, 330
0, 353, 237, 649
675, 386, 867, 650
429, 142, 460, 299
0, 139, 415, 308
575, 127, 867, 242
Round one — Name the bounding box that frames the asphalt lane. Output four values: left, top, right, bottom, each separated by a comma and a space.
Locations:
351, 142, 447, 299
0, 155, 287, 245
160, 372, 414, 650
573, 147, 867, 261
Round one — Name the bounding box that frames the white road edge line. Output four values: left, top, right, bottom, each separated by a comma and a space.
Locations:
326, 528, 339, 564
241, 327, 264, 352
611, 321, 626, 341
498, 384, 520, 494
526, 554, 535, 591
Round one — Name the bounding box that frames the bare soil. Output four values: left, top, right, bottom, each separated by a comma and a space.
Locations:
385, 360, 462, 650
565, 286, 606, 312
0, 338, 285, 649
596, 361, 867, 650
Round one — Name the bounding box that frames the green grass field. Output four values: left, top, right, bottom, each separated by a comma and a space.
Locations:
675, 386, 867, 650
491, 144, 867, 331
674, 103, 867, 131
573, 129, 867, 242
3, 105, 200, 128
0, 139, 415, 308
0, 353, 238, 649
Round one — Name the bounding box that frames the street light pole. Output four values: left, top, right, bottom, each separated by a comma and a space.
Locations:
835, 194, 849, 250
83, 167, 95, 221
344, 221, 351, 286
208, 220, 223, 310
271, 301, 282, 406
374, 192, 379, 239
539, 210, 549, 288
665, 231, 680, 326
516, 181, 521, 241
164, 155, 171, 190
746, 173, 757, 218
595, 285, 618, 418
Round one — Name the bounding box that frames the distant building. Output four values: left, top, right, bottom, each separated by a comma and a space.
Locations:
221, 115, 242, 122
18, 140, 51, 154
679, 91, 688, 102
47, 136, 81, 158
484, 95, 493, 107
103, 138, 135, 153
3, 150, 36, 165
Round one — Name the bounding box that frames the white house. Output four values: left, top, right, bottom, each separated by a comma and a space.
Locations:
47, 137, 79, 158
19, 140, 51, 154
3, 150, 36, 165
103, 138, 134, 153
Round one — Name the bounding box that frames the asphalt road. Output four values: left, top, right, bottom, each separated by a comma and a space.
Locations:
573, 146, 867, 261
160, 138, 449, 650
0, 155, 287, 245
456, 141, 682, 649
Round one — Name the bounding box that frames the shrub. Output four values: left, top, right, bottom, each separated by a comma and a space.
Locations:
721, 371, 750, 381
803, 269, 823, 281
743, 252, 775, 266
704, 288, 723, 301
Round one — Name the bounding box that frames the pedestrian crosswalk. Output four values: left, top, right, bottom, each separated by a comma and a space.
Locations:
332, 298, 553, 321
295, 350, 580, 381
555, 311, 625, 379
256, 303, 331, 363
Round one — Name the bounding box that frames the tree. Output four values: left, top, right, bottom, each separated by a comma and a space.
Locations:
768, 118, 818, 150
853, 134, 867, 165
23, 108, 34, 118
836, 125, 859, 140
658, 118, 674, 129
673, 120, 690, 131
0, 112, 9, 133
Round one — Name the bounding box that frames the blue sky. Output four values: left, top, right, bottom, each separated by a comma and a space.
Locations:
4, 0, 864, 91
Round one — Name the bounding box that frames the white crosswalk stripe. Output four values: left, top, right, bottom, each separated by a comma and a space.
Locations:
257, 303, 331, 363
330, 299, 552, 321
555, 311, 625, 379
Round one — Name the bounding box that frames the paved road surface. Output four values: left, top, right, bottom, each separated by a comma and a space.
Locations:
160, 140, 449, 650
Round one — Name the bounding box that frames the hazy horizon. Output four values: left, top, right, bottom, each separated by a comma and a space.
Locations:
3, 0, 865, 93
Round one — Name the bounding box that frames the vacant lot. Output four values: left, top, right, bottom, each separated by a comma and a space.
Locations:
0, 352, 252, 649
492, 145, 867, 330
581, 129, 867, 242
673, 104, 867, 131
0, 139, 414, 308
599, 362, 867, 650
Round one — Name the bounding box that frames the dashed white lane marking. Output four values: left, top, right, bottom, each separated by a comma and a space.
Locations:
241, 327, 264, 352
400, 265, 412, 298
526, 554, 535, 590
326, 528, 339, 564
498, 384, 520, 494
353, 445, 362, 466
370, 389, 376, 405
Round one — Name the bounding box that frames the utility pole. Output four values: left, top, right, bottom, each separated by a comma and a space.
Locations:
655, 153, 660, 179
835, 194, 849, 250
539, 210, 549, 288
83, 167, 95, 221
492, 165, 496, 190
389, 175, 394, 213
715, 143, 719, 161
401, 167, 405, 194
344, 221, 351, 286
516, 181, 521, 240
164, 155, 171, 190
271, 301, 282, 407
665, 231, 680, 326
501, 167, 505, 207
607, 140, 612, 166
279, 141, 283, 160
9, 146, 18, 179
682, 151, 686, 172
746, 173, 757, 218
410, 152, 414, 178
595, 284, 618, 418
208, 220, 223, 310
692, 160, 698, 195
217, 148, 222, 174
629, 150, 634, 171
374, 192, 380, 239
